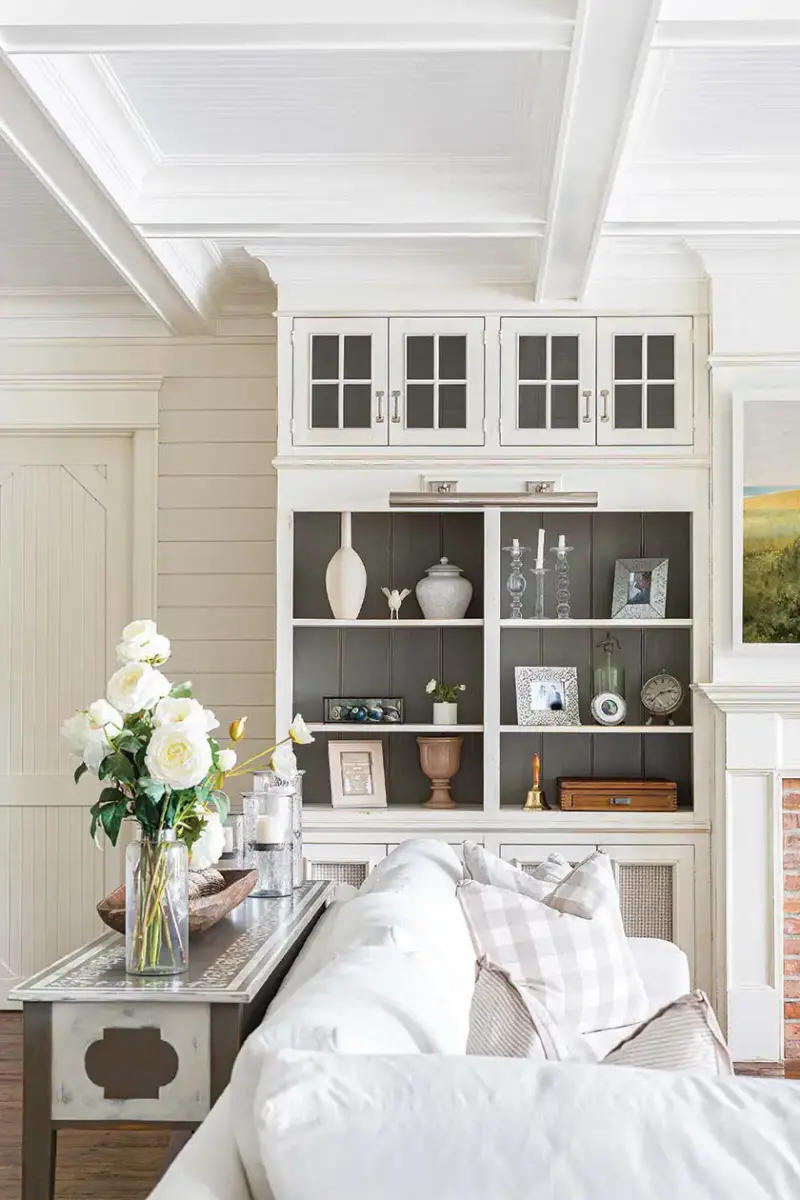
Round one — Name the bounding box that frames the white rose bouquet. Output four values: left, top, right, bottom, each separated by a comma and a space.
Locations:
62, 619, 314, 974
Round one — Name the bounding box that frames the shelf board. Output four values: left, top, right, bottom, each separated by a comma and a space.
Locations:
499, 618, 692, 628
309, 723, 484, 734
500, 725, 693, 734
293, 618, 484, 627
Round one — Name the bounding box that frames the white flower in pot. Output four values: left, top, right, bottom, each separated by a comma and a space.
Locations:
426, 679, 466, 726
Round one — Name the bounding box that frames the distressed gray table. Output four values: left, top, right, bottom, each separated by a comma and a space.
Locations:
9, 880, 332, 1200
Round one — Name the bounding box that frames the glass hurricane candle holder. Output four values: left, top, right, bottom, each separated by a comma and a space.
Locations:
252, 769, 304, 888
242, 789, 293, 897
219, 814, 245, 867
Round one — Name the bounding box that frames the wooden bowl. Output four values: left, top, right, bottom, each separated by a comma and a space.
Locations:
97, 867, 259, 936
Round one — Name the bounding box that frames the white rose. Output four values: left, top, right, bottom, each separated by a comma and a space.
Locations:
217, 748, 237, 772
107, 663, 171, 715
83, 731, 112, 775
205, 709, 220, 732
425, 679, 437, 695
87, 699, 123, 738
120, 619, 157, 645
190, 811, 226, 870
288, 713, 314, 746
62, 701, 123, 759
153, 697, 207, 729
61, 711, 92, 755
271, 741, 297, 779
145, 724, 212, 789
117, 631, 171, 665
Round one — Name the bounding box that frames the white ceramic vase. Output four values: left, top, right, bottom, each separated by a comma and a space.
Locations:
416, 557, 473, 620
325, 512, 367, 620
433, 702, 458, 726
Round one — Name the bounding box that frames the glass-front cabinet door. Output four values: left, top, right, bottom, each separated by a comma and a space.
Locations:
292, 318, 389, 446
596, 317, 693, 446
388, 317, 485, 446
500, 317, 596, 446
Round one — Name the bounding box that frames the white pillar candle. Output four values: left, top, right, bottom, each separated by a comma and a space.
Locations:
535, 528, 545, 569
558, 534, 566, 551
222, 826, 234, 853
255, 813, 285, 844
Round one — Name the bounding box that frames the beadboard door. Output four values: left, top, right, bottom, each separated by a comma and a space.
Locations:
0, 436, 132, 1007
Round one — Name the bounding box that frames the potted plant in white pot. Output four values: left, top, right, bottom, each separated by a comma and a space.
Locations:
425, 678, 466, 726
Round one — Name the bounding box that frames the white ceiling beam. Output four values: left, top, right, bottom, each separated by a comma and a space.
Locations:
535, 0, 662, 302
655, 20, 800, 48
0, 0, 575, 53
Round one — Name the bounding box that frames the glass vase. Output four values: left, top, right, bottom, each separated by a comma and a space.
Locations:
125, 829, 188, 976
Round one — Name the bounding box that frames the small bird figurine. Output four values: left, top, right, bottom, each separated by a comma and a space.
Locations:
382, 587, 411, 620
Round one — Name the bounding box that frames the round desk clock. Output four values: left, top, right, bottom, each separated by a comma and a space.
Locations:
641, 671, 684, 725
590, 691, 627, 726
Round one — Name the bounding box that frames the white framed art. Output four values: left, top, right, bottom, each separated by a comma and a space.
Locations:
514, 667, 580, 727
611, 557, 668, 620
328, 740, 387, 808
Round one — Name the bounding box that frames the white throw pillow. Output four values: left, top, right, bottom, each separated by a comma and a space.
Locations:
463, 841, 570, 896
604, 991, 734, 1075
463, 843, 618, 920
247, 1049, 800, 1200
467, 958, 594, 1061
458, 878, 649, 1033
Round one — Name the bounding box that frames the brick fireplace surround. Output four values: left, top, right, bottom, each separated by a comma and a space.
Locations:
785, 779, 800, 1058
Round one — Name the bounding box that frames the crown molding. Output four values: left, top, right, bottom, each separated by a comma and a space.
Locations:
695, 683, 800, 714
0, 288, 169, 338
655, 18, 800, 48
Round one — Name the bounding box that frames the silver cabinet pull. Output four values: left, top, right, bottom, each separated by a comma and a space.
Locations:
375, 390, 385, 423
600, 389, 610, 421
581, 389, 592, 422
391, 390, 401, 422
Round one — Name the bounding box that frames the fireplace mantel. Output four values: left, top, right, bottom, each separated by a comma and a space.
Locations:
697, 682, 800, 714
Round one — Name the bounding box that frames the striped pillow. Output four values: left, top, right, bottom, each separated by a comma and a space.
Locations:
467, 959, 593, 1062
604, 992, 734, 1075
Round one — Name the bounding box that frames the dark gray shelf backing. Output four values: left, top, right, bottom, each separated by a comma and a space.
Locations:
499, 732, 693, 811
293, 511, 484, 619
499, 512, 691, 620
301, 731, 483, 808
293, 625, 484, 724
500, 625, 692, 726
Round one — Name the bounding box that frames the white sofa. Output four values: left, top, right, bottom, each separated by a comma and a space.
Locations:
149, 839, 800, 1200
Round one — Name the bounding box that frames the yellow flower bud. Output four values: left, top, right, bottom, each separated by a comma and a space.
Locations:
228, 716, 248, 742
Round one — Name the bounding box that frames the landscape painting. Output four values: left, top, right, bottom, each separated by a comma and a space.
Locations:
743, 486, 800, 641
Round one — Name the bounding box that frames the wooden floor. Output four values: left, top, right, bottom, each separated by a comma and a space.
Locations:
0, 1015, 169, 1200
2, 1013, 799, 1200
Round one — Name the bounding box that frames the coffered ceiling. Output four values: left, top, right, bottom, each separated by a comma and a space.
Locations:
1, 0, 799, 330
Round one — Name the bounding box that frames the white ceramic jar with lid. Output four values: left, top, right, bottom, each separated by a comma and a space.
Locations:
415, 557, 473, 620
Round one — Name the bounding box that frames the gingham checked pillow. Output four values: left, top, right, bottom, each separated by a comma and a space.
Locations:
458, 878, 649, 1034
463, 842, 572, 901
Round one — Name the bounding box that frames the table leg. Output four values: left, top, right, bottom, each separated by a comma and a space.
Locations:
22, 1004, 56, 1200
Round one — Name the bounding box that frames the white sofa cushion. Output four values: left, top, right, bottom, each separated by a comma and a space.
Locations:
459, 877, 649, 1032
584, 936, 691, 1056
463, 841, 572, 899
247, 1049, 800, 1200
604, 991, 734, 1074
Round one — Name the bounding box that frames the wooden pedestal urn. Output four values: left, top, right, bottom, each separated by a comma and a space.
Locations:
417, 735, 463, 809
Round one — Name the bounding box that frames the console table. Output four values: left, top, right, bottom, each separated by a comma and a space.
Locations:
9, 879, 332, 1200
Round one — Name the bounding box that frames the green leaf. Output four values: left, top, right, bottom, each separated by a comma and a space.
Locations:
100, 751, 136, 786
169, 681, 193, 699
195, 775, 214, 804
99, 801, 126, 847
73, 762, 88, 786
210, 789, 230, 823
137, 775, 166, 802
112, 731, 142, 754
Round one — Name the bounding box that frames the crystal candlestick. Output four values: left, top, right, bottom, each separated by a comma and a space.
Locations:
530, 566, 549, 620
503, 542, 530, 619
550, 545, 573, 620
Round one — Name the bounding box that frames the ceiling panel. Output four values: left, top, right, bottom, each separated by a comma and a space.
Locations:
104, 50, 554, 162
638, 48, 800, 160
0, 138, 127, 288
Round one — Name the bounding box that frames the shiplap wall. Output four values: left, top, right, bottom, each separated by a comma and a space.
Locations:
156, 347, 277, 755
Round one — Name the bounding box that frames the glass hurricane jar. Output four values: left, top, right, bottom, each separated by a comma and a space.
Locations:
125, 829, 189, 976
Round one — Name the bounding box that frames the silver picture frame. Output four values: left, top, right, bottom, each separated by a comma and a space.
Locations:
328, 740, 387, 808
611, 557, 668, 620
514, 666, 580, 727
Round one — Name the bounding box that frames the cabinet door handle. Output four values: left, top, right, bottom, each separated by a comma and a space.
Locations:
600, 389, 610, 421
375, 390, 385, 423
391, 390, 401, 422
581, 389, 592, 422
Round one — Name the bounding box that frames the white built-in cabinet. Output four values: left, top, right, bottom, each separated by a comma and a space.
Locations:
292, 316, 485, 447
500, 316, 694, 447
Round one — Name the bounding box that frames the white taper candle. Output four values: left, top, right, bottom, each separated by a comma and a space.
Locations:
536, 528, 545, 568
558, 534, 566, 551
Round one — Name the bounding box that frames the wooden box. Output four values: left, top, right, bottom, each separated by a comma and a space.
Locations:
557, 778, 678, 813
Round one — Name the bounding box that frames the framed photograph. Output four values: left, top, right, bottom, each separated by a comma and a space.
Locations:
734, 393, 800, 648
328, 740, 387, 808
515, 666, 580, 727
323, 697, 403, 724
611, 558, 668, 620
